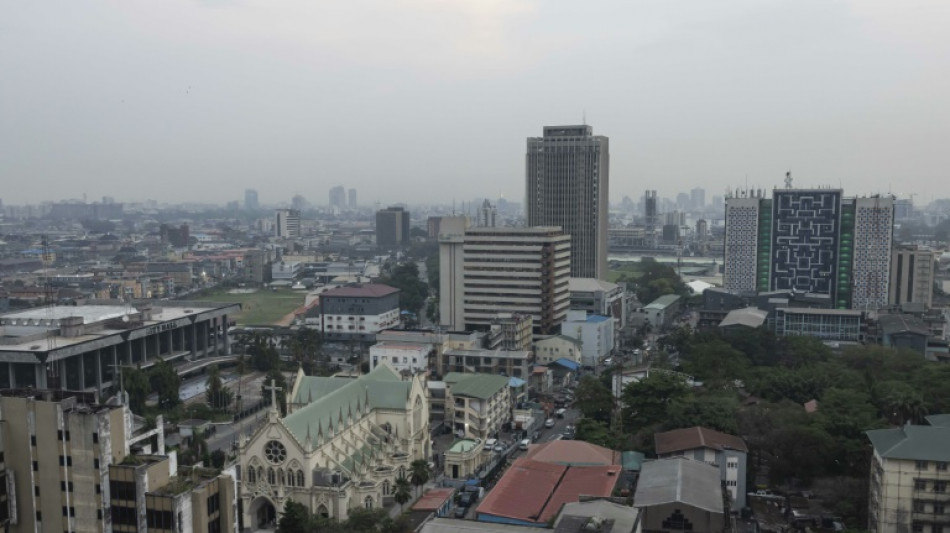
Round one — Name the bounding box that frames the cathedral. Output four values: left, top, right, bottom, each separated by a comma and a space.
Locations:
238, 363, 430, 528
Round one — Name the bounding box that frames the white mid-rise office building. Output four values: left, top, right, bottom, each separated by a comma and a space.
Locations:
440, 226, 571, 334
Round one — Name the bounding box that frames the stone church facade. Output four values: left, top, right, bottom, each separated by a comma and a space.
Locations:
238, 363, 430, 529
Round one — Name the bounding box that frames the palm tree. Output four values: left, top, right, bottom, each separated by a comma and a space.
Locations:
393, 476, 412, 512
409, 459, 430, 496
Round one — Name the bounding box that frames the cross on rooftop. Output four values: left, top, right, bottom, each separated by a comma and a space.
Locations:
264, 379, 282, 413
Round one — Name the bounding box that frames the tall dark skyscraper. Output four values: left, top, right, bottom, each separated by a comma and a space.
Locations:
376, 206, 411, 248
526, 125, 609, 280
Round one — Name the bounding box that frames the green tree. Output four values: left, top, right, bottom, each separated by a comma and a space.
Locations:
621, 372, 690, 430
122, 366, 150, 414
409, 459, 430, 496
379, 262, 429, 315
277, 500, 313, 533
206, 365, 233, 410
574, 418, 617, 448
345, 508, 388, 532
393, 476, 412, 511
149, 358, 181, 409
665, 392, 739, 434
574, 376, 614, 423
680, 339, 749, 386
288, 328, 324, 375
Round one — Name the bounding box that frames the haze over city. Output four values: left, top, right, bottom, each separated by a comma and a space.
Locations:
3, 0, 949, 205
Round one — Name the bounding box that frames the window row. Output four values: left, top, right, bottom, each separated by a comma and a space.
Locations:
247, 466, 306, 487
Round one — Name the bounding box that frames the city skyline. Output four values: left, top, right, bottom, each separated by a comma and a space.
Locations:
3, 1, 949, 206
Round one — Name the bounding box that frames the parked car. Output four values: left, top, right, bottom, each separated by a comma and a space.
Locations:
555, 408, 567, 419
519, 438, 531, 450
531, 431, 541, 442
483, 438, 497, 451
493, 442, 505, 453
454, 506, 467, 519
544, 418, 555, 428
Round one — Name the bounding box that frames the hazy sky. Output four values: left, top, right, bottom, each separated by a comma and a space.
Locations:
3, 1, 949, 207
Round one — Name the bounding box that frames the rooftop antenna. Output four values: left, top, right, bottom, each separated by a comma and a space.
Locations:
785, 171, 793, 189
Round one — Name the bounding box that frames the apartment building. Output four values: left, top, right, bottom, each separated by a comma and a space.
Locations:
0, 389, 236, 533
443, 372, 512, 441
654, 426, 749, 510
443, 348, 531, 380
867, 416, 950, 533
319, 283, 400, 342
890, 245, 936, 309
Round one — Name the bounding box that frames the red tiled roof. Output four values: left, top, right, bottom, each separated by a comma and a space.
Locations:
476, 459, 565, 523
412, 488, 455, 511
524, 440, 618, 466
476, 458, 620, 524
654, 426, 748, 455
321, 283, 399, 298
541, 465, 622, 523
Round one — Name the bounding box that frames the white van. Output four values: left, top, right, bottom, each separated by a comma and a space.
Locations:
483, 438, 497, 451
519, 439, 531, 451
555, 408, 567, 419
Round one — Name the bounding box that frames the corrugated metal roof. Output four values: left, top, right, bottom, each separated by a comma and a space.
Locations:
867, 424, 950, 462
634, 457, 724, 514
645, 294, 681, 310
655, 426, 748, 454
443, 373, 510, 400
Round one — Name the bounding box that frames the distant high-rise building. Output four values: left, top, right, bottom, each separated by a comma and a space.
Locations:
850, 196, 894, 310
275, 208, 301, 238
723, 188, 894, 309
644, 190, 658, 248
696, 219, 708, 241
376, 206, 411, 248
691, 187, 706, 210
348, 188, 357, 208
889, 245, 935, 308
245, 189, 259, 210
329, 185, 346, 208
676, 192, 690, 211
526, 125, 609, 279
440, 226, 571, 334
291, 194, 307, 211
479, 199, 497, 227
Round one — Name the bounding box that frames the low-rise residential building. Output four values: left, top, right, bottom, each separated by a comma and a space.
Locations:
560, 310, 614, 367
369, 342, 431, 373
443, 373, 512, 441
654, 426, 749, 510
866, 416, 950, 533
533, 335, 582, 366
319, 283, 400, 342
487, 314, 533, 352
443, 349, 531, 380
634, 457, 726, 533
634, 294, 682, 332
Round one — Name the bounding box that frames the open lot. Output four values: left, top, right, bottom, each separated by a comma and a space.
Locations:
200, 287, 305, 325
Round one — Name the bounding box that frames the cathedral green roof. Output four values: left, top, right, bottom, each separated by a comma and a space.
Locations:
282, 364, 411, 447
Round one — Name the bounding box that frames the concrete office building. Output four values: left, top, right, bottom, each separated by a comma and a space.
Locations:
724, 189, 894, 309
0, 389, 236, 533
526, 125, 609, 280
560, 310, 614, 367
645, 190, 659, 249
275, 209, 301, 238
376, 206, 411, 248
0, 302, 239, 396
890, 245, 935, 309
348, 188, 357, 208
441, 227, 571, 334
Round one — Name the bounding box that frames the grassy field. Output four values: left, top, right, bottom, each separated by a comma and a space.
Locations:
607, 264, 646, 283
201, 288, 305, 326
